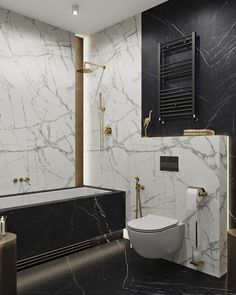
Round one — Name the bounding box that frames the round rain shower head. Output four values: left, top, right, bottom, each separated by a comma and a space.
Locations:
77, 67, 93, 74
77, 62, 106, 74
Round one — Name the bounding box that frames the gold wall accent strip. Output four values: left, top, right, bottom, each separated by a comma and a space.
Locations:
75, 36, 84, 186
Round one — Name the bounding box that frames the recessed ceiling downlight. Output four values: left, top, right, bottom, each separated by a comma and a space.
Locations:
72, 4, 79, 15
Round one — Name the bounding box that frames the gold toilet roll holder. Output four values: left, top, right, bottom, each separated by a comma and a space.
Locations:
188, 186, 208, 198
187, 186, 208, 267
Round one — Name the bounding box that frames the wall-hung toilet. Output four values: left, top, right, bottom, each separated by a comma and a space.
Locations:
127, 214, 185, 259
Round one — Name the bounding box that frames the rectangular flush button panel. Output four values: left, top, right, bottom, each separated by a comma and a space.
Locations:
160, 156, 179, 172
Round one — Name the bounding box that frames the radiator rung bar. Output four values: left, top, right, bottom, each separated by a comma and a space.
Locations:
161, 107, 192, 115
161, 70, 192, 79
162, 41, 192, 52
161, 92, 192, 99
162, 112, 193, 118
161, 96, 192, 104
160, 85, 192, 93
161, 59, 192, 68
161, 106, 192, 113
161, 101, 192, 108
161, 64, 192, 74
161, 35, 192, 46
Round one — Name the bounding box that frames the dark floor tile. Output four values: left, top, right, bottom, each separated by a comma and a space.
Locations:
17, 239, 236, 295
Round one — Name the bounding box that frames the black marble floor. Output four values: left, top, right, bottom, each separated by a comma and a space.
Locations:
18, 239, 236, 295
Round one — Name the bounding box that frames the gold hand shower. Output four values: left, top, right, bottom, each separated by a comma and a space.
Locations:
135, 177, 145, 219
99, 93, 106, 151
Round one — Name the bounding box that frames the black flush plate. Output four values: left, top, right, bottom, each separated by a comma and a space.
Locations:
160, 156, 179, 172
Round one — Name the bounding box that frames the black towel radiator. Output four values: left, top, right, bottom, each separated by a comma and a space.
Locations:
157, 32, 197, 124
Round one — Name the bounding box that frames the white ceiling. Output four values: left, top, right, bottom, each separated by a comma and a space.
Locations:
0, 0, 167, 36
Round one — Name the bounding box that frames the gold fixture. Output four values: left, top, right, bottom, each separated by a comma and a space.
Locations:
135, 176, 145, 219
104, 126, 112, 135
99, 93, 106, 112
13, 177, 31, 185
99, 93, 106, 151
188, 186, 208, 197
183, 129, 215, 136
25, 177, 30, 184
143, 110, 153, 137
77, 62, 106, 74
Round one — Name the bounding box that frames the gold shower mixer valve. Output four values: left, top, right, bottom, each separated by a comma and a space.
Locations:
99, 106, 106, 112
104, 126, 112, 135
13, 177, 31, 185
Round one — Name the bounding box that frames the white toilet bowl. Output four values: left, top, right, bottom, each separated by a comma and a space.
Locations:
127, 214, 185, 259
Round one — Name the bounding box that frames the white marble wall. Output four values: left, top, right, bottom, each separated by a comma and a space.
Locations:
0, 8, 75, 195
84, 14, 228, 277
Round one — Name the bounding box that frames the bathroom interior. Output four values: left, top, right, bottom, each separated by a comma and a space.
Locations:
0, 0, 235, 294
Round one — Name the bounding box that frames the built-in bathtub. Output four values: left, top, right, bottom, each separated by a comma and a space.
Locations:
0, 186, 113, 210
0, 186, 125, 270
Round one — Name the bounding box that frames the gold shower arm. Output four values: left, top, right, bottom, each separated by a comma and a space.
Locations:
84, 61, 106, 70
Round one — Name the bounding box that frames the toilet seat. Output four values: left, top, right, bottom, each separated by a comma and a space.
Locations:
127, 214, 179, 233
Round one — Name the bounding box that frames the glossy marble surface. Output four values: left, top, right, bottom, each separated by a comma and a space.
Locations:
142, 0, 236, 137
17, 239, 236, 295
129, 136, 228, 278
142, 0, 236, 228
0, 7, 75, 195
1, 189, 125, 260
84, 13, 228, 277
0, 186, 112, 210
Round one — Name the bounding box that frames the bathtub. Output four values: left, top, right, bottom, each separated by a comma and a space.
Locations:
0, 186, 125, 269
0, 186, 112, 210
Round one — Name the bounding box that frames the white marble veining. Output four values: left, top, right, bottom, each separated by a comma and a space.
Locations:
0, 8, 75, 195
84, 15, 228, 277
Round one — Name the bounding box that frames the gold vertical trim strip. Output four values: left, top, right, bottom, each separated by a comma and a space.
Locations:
75, 36, 84, 186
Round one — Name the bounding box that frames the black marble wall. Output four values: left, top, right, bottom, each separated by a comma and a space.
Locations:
142, 0, 236, 227
1, 190, 125, 261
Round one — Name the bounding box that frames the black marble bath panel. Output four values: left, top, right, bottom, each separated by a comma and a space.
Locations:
17, 239, 236, 295
1, 189, 125, 261
142, 0, 236, 227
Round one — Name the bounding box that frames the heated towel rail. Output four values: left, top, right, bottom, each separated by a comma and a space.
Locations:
157, 32, 197, 124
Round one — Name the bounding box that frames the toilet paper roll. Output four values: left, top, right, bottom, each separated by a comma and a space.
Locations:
186, 188, 199, 213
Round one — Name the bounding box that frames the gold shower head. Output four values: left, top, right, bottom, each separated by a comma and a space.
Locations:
77, 67, 93, 74
77, 61, 106, 74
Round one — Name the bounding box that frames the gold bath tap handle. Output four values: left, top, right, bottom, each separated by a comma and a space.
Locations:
18, 177, 31, 185
25, 177, 31, 185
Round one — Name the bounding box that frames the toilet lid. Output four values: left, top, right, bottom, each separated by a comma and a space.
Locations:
127, 214, 179, 233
